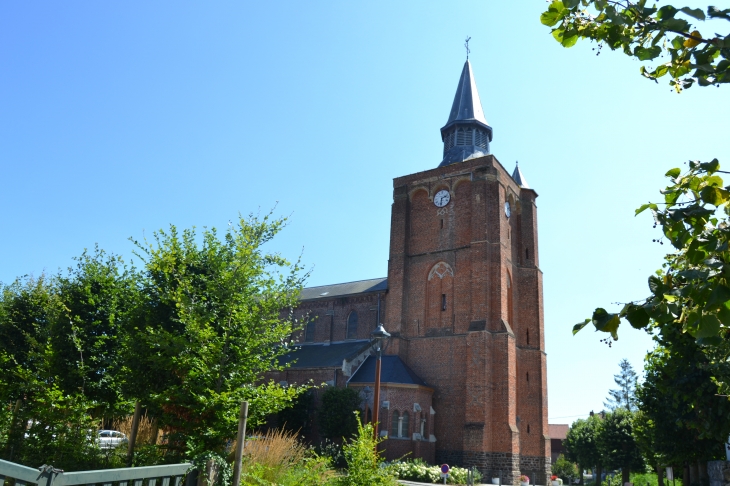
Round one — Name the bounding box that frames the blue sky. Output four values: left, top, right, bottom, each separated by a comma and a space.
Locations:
2, 1, 729, 424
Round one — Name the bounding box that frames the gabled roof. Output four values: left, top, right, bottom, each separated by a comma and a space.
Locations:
548, 424, 569, 440
299, 277, 387, 301
348, 355, 429, 387
512, 162, 530, 189
278, 340, 372, 369
443, 60, 488, 129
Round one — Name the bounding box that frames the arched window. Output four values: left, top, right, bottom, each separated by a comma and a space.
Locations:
304, 319, 315, 342
346, 311, 358, 340
391, 411, 400, 438
401, 411, 410, 438
526, 328, 530, 345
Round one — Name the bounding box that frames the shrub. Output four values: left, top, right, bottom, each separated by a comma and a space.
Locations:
319, 388, 361, 442
338, 418, 397, 486
315, 438, 345, 468
389, 459, 482, 484
552, 455, 578, 481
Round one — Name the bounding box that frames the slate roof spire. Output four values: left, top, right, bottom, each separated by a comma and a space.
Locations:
439, 60, 493, 167
512, 161, 530, 189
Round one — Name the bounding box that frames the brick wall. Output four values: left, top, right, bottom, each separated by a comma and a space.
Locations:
271, 154, 550, 479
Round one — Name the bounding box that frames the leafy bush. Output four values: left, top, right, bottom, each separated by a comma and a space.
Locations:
319, 388, 361, 442
629, 472, 683, 486
552, 455, 578, 481
338, 418, 397, 486
315, 438, 345, 468
389, 459, 481, 485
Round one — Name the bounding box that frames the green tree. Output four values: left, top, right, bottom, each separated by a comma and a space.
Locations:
597, 409, 644, 485
0, 276, 103, 470
604, 359, 638, 412
541, 0, 730, 92
51, 247, 140, 417
634, 329, 727, 468
124, 212, 309, 458
319, 387, 361, 442
540, 1, 730, 444
564, 415, 603, 486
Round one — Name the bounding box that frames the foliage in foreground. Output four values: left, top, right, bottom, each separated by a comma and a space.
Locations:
338, 419, 397, 486
0, 212, 310, 468
389, 458, 482, 485
541, 0, 730, 92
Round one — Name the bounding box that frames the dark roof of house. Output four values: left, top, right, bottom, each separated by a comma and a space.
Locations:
299, 277, 387, 301
348, 355, 429, 387
278, 340, 372, 369
548, 424, 569, 440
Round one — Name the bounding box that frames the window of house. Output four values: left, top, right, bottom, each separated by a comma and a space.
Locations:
401, 411, 410, 438
391, 411, 400, 438
347, 311, 358, 340
304, 319, 315, 342
441, 294, 447, 311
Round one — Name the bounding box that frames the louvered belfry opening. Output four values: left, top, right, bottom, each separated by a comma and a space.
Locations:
442, 127, 490, 156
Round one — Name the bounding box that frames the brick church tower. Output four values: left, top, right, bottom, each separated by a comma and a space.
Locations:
272, 58, 550, 484
384, 59, 550, 481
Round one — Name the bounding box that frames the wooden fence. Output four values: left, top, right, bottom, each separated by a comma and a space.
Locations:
0, 459, 192, 486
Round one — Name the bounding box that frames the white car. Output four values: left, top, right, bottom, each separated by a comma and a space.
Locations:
97, 430, 128, 449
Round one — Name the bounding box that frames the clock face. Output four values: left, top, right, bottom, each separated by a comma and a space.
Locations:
434, 190, 451, 207
504, 201, 511, 218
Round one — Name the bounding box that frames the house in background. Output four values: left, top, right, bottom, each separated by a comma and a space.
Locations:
549, 424, 569, 464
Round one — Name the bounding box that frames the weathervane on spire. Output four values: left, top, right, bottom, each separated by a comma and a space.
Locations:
465, 36, 471, 60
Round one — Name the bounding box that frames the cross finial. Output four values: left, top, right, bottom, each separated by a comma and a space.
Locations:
465, 36, 471, 60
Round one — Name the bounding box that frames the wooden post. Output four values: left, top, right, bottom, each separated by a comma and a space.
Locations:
231, 401, 249, 486
126, 401, 142, 467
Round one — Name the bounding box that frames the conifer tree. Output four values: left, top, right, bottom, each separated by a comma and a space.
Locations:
604, 359, 637, 412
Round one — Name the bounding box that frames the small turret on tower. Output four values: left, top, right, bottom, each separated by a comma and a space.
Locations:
439, 60, 493, 167
512, 161, 530, 189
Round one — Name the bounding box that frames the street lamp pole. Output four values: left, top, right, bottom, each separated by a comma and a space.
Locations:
371, 317, 390, 443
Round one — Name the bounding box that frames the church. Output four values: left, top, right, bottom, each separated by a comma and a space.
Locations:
268, 58, 550, 483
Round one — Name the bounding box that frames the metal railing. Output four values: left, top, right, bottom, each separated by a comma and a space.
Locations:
0, 459, 192, 486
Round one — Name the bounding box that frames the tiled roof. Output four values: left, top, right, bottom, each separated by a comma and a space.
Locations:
278, 340, 372, 369
299, 277, 387, 301
548, 424, 569, 440
348, 355, 429, 387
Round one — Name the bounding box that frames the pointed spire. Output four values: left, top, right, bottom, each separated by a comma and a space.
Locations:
445, 60, 488, 127
512, 161, 530, 189
439, 60, 493, 167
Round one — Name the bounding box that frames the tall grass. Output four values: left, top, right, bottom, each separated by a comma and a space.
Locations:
237, 428, 335, 485
112, 414, 161, 445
